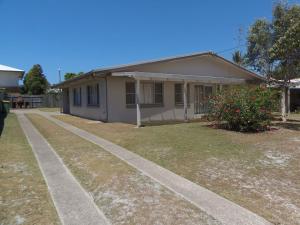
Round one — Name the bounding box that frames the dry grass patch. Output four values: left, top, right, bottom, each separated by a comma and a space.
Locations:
28, 113, 220, 225
0, 113, 60, 225
38, 108, 59, 112
53, 114, 300, 225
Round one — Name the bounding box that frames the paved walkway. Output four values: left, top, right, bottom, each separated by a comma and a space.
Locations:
16, 113, 110, 225
36, 111, 272, 225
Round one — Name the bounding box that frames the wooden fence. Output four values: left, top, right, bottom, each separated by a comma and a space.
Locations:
8, 93, 61, 108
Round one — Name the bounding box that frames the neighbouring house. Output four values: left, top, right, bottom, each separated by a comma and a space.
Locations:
55, 52, 265, 126
0, 64, 24, 93
290, 78, 300, 112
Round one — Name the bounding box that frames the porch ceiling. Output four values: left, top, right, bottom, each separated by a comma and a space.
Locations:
111, 72, 247, 84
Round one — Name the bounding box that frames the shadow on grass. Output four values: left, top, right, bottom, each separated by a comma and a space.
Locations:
287, 118, 300, 122
0, 112, 7, 137
142, 119, 211, 127
206, 122, 280, 134
275, 122, 300, 131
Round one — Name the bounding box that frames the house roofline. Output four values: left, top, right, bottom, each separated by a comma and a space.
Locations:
54, 51, 265, 87
0, 65, 25, 78
93, 51, 213, 73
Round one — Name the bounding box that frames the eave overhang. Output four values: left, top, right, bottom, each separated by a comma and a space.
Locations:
112, 72, 248, 84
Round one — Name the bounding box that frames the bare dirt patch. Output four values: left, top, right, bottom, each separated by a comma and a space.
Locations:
28, 113, 220, 225
53, 114, 300, 225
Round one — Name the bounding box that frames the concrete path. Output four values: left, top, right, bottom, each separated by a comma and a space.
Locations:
35, 111, 272, 225
16, 113, 110, 225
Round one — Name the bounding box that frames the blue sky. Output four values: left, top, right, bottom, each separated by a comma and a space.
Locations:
0, 0, 299, 84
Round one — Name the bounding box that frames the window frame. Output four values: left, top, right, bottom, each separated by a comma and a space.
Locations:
125, 82, 136, 106
154, 82, 163, 105
73, 87, 81, 106
174, 83, 190, 106
87, 83, 100, 107
125, 81, 164, 107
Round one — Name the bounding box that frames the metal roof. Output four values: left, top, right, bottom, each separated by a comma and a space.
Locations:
55, 51, 265, 87
0, 64, 24, 72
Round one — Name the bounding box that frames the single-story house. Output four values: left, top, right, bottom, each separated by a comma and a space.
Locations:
55, 52, 265, 126
0, 64, 25, 93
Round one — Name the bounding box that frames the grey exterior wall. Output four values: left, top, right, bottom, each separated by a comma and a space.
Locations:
67, 77, 107, 121
106, 76, 217, 123
63, 76, 218, 123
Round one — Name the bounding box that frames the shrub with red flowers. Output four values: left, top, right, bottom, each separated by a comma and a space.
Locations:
209, 86, 278, 132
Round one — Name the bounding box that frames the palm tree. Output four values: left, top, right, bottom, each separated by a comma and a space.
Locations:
232, 50, 244, 65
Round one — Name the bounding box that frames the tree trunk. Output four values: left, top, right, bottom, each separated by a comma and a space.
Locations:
287, 87, 290, 115
281, 86, 287, 122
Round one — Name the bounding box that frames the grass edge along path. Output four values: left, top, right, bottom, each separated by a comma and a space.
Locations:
27, 113, 221, 225
0, 113, 60, 225
36, 112, 271, 225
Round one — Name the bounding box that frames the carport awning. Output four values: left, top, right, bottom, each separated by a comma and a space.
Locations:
111, 72, 247, 84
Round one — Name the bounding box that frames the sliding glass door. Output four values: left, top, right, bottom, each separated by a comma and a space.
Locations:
194, 85, 213, 114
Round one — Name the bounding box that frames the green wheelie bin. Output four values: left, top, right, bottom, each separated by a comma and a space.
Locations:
2, 100, 10, 114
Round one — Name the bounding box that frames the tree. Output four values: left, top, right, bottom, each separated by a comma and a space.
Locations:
273, 2, 300, 42
232, 50, 244, 65
64, 72, 84, 80
271, 2, 300, 77
243, 2, 300, 121
245, 19, 273, 79
270, 21, 300, 80
271, 3, 300, 121
232, 26, 246, 65
64, 73, 78, 80
23, 64, 49, 95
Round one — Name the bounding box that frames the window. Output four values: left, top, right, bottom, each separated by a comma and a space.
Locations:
87, 84, 100, 106
175, 83, 190, 105
204, 86, 213, 99
73, 87, 81, 106
194, 85, 213, 114
126, 82, 136, 105
154, 82, 163, 104
125, 81, 163, 106
141, 82, 154, 104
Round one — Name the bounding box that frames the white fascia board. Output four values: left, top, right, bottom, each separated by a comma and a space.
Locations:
111, 72, 247, 84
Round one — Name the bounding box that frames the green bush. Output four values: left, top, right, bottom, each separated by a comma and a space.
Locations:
209, 86, 278, 132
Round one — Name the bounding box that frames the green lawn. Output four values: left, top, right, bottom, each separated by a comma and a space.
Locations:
0, 113, 60, 225
54, 114, 300, 225
27, 113, 220, 225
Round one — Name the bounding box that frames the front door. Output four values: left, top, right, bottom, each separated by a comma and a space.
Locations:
63, 88, 70, 114
194, 85, 213, 114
